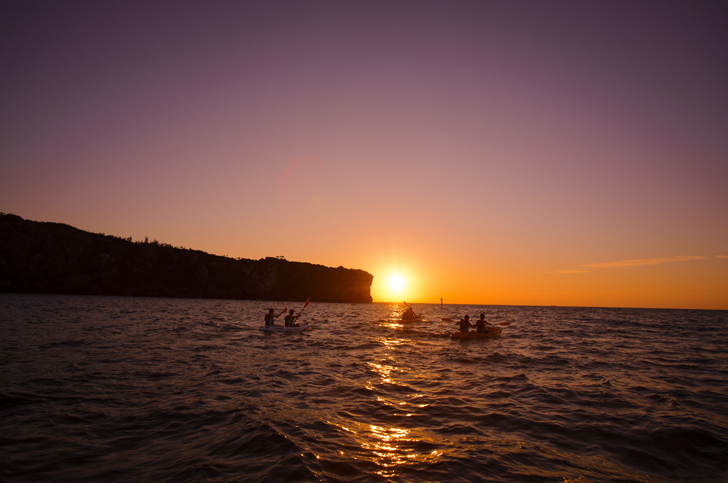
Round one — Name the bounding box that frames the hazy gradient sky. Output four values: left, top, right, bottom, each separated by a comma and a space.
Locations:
2, 1, 727, 309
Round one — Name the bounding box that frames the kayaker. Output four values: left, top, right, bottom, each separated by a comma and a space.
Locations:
284, 309, 300, 327
264, 308, 282, 326
458, 314, 474, 333
475, 313, 491, 333
402, 307, 416, 321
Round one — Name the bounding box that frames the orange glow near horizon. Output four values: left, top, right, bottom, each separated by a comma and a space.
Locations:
363, 254, 728, 310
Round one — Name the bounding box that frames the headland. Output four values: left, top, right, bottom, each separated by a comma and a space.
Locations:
0, 213, 373, 303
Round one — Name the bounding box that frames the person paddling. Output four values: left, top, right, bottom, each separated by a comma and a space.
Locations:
402, 307, 416, 322
475, 313, 492, 333
457, 314, 474, 333
402, 301, 419, 322
284, 309, 300, 327
264, 308, 284, 326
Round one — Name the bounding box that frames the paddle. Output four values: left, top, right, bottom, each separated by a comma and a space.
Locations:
475, 316, 510, 327
485, 315, 511, 326
297, 297, 310, 317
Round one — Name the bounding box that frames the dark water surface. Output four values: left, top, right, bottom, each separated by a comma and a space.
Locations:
1, 294, 727, 482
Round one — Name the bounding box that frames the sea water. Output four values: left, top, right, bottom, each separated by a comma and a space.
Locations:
1, 294, 727, 482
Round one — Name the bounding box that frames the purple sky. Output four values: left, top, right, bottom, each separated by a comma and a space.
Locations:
1, 1, 727, 308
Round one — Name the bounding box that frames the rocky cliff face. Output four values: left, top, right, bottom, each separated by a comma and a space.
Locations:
0, 213, 373, 303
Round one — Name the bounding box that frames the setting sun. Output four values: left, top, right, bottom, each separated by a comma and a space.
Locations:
387, 274, 406, 294
369, 259, 422, 303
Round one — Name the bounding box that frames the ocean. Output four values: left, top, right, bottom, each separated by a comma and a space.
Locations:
1, 294, 727, 482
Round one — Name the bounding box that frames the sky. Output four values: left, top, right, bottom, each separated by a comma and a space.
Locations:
1, 1, 727, 309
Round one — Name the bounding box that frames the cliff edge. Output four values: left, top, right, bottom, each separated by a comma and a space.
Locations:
0, 213, 373, 303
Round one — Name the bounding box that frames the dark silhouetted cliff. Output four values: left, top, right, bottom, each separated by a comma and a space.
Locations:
0, 213, 373, 303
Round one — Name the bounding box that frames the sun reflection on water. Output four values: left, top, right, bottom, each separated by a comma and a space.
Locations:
324, 416, 444, 478
367, 361, 397, 384
347, 335, 444, 477
361, 425, 412, 466
355, 423, 442, 477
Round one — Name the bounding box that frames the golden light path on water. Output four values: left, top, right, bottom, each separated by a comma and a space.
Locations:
308, 304, 523, 479
351, 310, 443, 478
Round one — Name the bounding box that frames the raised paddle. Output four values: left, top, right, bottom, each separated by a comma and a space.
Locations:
297, 297, 310, 317
283, 298, 310, 327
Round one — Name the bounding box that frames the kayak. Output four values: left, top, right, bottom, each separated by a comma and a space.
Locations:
259, 324, 310, 332
451, 327, 503, 338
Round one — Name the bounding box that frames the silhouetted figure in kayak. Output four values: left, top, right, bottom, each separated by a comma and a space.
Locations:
265, 308, 283, 326
284, 309, 300, 327
475, 313, 492, 333
402, 307, 416, 322
458, 314, 474, 332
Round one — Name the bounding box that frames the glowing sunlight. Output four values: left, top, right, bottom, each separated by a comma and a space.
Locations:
372, 272, 414, 302
388, 274, 405, 294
